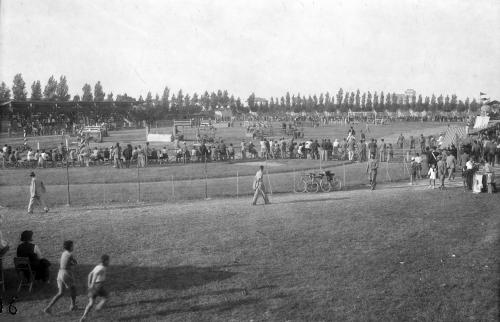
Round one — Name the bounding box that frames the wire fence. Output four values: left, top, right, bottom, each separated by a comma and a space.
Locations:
0, 159, 422, 209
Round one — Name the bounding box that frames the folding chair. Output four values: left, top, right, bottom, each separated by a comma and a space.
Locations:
14, 257, 35, 292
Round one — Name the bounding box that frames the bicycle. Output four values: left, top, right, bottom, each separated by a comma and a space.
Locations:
295, 171, 342, 193
295, 172, 320, 193
317, 170, 342, 192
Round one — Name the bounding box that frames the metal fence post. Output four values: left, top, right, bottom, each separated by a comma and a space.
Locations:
171, 175, 175, 199
137, 164, 141, 202
66, 160, 71, 206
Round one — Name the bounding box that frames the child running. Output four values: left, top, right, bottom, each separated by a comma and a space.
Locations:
44, 240, 78, 314
80, 254, 110, 322
428, 164, 437, 189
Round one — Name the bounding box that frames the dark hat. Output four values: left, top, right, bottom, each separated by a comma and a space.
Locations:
20, 230, 33, 242
29, 172, 36, 177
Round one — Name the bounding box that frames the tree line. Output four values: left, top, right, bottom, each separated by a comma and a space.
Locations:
0, 74, 481, 117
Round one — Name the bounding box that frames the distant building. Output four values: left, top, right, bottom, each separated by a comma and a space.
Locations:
405, 89, 416, 97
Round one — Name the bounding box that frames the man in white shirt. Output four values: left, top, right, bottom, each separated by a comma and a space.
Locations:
260, 140, 266, 159
27, 148, 34, 162
252, 165, 270, 205
27, 171, 49, 214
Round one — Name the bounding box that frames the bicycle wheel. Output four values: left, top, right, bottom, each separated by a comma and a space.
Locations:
331, 178, 342, 191
306, 181, 319, 193
320, 179, 333, 192
294, 179, 307, 193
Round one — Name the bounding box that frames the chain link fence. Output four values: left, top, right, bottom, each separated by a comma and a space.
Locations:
0, 159, 419, 208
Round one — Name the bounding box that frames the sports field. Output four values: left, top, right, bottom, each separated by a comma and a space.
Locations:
1, 183, 499, 321
1, 121, 498, 321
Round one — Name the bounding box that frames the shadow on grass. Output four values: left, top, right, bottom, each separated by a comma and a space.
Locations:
117, 297, 262, 321
278, 196, 350, 204
2, 264, 238, 302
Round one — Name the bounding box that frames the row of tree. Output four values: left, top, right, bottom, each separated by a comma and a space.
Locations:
0, 74, 481, 115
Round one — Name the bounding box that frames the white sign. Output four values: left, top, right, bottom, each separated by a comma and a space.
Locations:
147, 133, 172, 142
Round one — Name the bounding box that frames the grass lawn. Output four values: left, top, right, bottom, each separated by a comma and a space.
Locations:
0, 186, 498, 321
2, 121, 458, 152
0, 160, 411, 207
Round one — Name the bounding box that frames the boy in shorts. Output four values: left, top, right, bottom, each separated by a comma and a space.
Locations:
80, 254, 110, 322
44, 240, 78, 314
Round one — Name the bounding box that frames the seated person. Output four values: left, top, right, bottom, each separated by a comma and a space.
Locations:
176, 149, 183, 162
0, 214, 10, 257
160, 147, 168, 163
16, 230, 51, 282
150, 148, 158, 162
91, 148, 99, 161
227, 144, 235, 160
103, 148, 110, 161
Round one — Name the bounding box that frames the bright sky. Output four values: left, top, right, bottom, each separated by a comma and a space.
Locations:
1, 0, 499, 101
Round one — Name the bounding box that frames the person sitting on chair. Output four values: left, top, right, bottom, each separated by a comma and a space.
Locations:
0, 214, 10, 257
16, 230, 51, 282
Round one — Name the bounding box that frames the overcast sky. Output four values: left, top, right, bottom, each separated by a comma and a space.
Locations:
1, 0, 499, 101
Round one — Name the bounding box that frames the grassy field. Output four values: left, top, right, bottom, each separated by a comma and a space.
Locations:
0, 185, 498, 321
2, 121, 458, 152
0, 160, 412, 207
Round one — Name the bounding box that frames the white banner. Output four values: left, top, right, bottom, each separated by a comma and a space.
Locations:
147, 133, 172, 142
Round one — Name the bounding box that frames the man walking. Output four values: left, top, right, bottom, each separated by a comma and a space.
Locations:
366, 153, 379, 190
112, 143, 122, 169
437, 156, 447, 189
28, 172, 49, 214
252, 165, 270, 205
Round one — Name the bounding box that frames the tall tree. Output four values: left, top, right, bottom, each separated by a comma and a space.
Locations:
379, 91, 385, 111
430, 94, 437, 113
184, 93, 191, 109
361, 92, 366, 110
410, 94, 416, 111
221, 90, 229, 108
444, 95, 451, 112
373, 91, 379, 111
106, 92, 114, 101
177, 89, 184, 108
285, 92, 291, 110
385, 92, 391, 111
366, 91, 372, 110
469, 98, 479, 112
416, 94, 423, 112
30, 80, 42, 100
161, 86, 170, 111
354, 90, 361, 110
94, 81, 105, 101
457, 100, 466, 113
464, 97, 470, 112
423, 96, 430, 111
0, 82, 11, 101
336, 88, 344, 109
437, 94, 444, 111
82, 84, 93, 102
450, 94, 457, 111
145, 91, 153, 107
348, 92, 355, 108
43, 75, 58, 100
73, 95, 80, 102
12, 73, 27, 100
247, 93, 256, 111
56, 75, 70, 101
391, 93, 398, 112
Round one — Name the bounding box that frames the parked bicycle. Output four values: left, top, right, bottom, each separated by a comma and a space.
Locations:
295, 170, 342, 193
